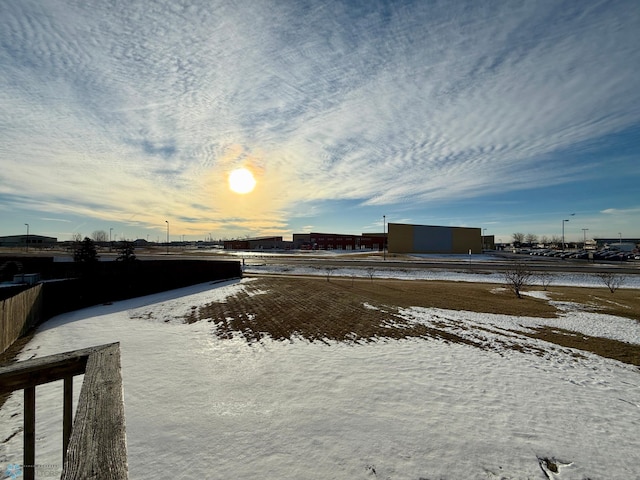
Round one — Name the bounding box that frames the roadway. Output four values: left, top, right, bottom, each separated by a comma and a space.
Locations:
137, 250, 640, 275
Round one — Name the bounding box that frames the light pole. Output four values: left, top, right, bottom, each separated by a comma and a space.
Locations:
383, 215, 386, 260
109, 228, 113, 252
482, 228, 487, 252
582, 228, 589, 248
165, 221, 169, 254
562, 219, 570, 251
25, 223, 29, 252
619, 232, 622, 245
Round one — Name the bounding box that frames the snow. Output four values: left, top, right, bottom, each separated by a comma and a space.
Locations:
2, 268, 640, 479
242, 258, 640, 288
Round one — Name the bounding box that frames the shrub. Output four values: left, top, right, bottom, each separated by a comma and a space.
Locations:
503, 261, 533, 299
596, 272, 625, 293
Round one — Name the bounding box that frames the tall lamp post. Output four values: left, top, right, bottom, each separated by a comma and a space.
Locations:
619, 232, 622, 245
482, 228, 487, 252
562, 219, 570, 251
383, 215, 386, 260
109, 228, 113, 252
582, 228, 589, 248
165, 221, 169, 254
25, 223, 29, 252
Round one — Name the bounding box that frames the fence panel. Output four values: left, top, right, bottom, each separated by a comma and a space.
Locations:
0, 284, 42, 354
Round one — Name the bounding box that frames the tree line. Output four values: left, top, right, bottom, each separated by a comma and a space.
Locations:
511, 233, 570, 247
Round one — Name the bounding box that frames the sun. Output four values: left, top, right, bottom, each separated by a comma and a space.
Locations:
228, 167, 256, 194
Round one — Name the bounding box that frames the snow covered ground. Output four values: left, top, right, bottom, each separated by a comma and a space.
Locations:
1, 268, 640, 479
243, 261, 640, 288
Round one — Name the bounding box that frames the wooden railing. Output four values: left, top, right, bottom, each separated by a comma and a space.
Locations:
0, 343, 128, 479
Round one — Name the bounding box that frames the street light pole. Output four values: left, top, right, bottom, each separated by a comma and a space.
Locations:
383, 215, 386, 260
165, 221, 169, 254
25, 223, 29, 252
109, 228, 113, 252
619, 232, 622, 245
562, 219, 570, 251
582, 228, 589, 248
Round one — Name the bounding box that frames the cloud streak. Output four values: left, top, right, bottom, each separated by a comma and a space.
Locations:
1, 0, 639, 238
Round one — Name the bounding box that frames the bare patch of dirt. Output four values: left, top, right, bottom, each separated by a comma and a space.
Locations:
524, 326, 640, 366
192, 276, 480, 346
546, 286, 640, 321
185, 276, 640, 367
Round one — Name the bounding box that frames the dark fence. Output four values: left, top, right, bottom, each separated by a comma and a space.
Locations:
1, 259, 241, 352
41, 259, 241, 317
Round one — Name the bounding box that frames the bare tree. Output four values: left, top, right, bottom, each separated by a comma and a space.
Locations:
366, 267, 376, 282
525, 233, 538, 246
596, 272, 625, 293
536, 271, 554, 290
325, 266, 336, 282
550, 235, 562, 248
540, 235, 549, 246
503, 261, 533, 298
92, 230, 109, 242
71, 232, 83, 242
512, 233, 525, 245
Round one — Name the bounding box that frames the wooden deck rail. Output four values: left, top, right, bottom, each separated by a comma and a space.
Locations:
0, 343, 128, 479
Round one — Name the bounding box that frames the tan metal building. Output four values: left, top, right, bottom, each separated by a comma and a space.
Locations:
388, 223, 481, 254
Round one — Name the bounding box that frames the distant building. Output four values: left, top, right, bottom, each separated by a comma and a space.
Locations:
303, 232, 386, 251
482, 235, 495, 251
292, 234, 311, 249
309, 233, 359, 250
360, 233, 386, 251
0, 234, 57, 248
388, 223, 481, 254
223, 236, 291, 250
223, 239, 250, 250
594, 238, 640, 251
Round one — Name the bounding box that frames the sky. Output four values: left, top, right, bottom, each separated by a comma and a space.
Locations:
1, 0, 639, 243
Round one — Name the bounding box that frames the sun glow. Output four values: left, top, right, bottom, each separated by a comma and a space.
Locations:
228, 167, 256, 194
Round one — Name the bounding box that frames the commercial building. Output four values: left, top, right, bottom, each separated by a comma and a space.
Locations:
299, 233, 385, 251
0, 234, 58, 248
387, 223, 481, 254
223, 236, 289, 250
224, 225, 482, 254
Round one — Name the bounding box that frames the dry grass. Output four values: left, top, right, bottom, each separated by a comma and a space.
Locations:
185, 275, 640, 367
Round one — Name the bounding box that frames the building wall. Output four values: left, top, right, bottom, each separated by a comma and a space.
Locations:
0, 235, 57, 247
452, 227, 481, 254
248, 237, 283, 249
482, 235, 496, 250
309, 233, 359, 250
388, 224, 413, 253
223, 240, 249, 249
388, 223, 481, 254
293, 234, 311, 249
360, 233, 385, 251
